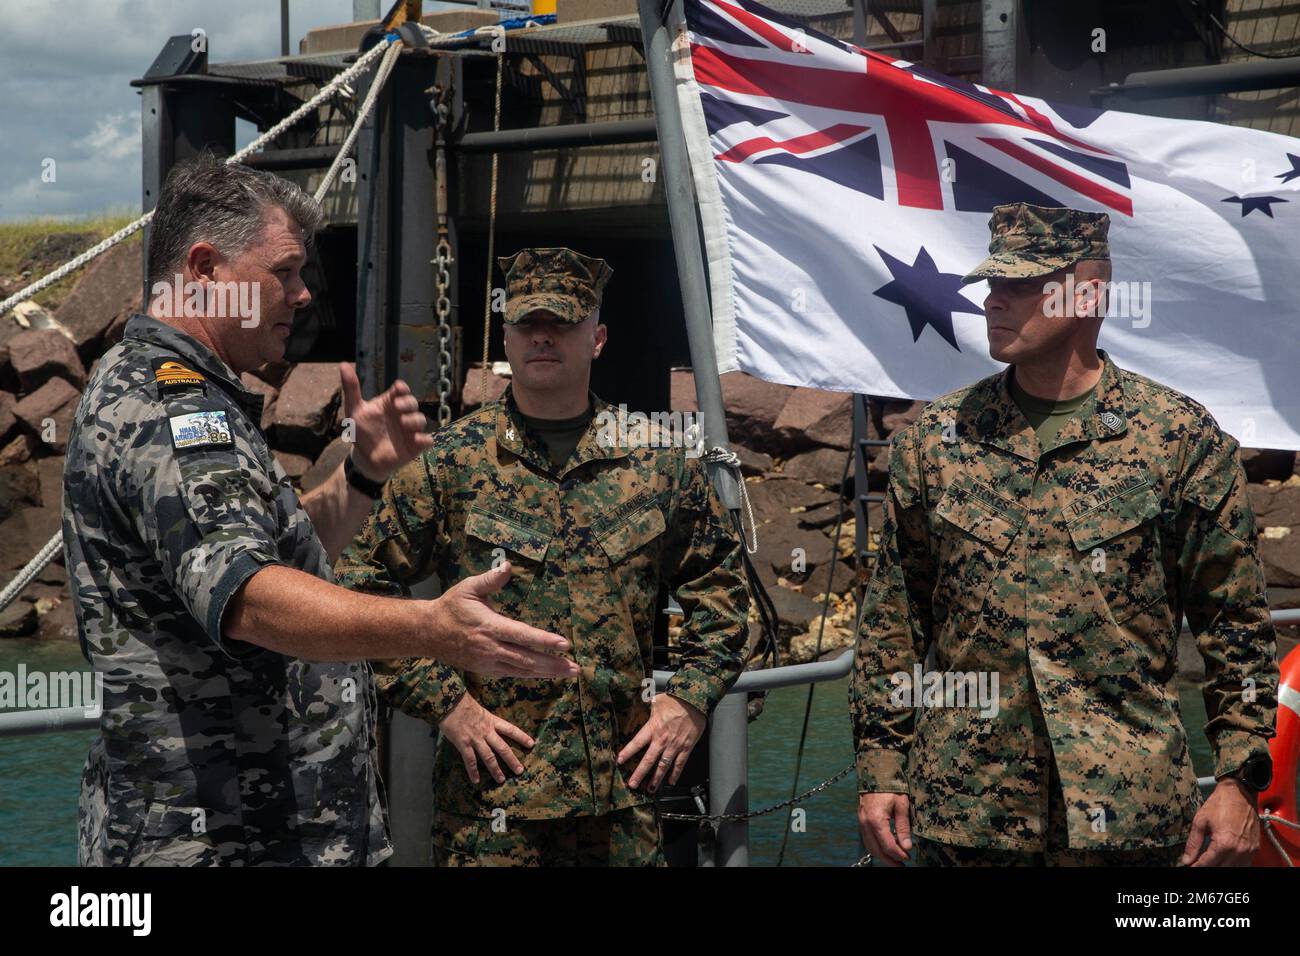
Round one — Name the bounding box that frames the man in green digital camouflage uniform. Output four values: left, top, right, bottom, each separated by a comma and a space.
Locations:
852, 203, 1278, 867
336, 247, 750, 866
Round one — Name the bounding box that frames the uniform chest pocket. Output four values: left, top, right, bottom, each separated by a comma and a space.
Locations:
932, 474, 1025, 624
597, 505, 666, 565
1066, 479, 1166, 628
595, 505, 666, 639
465, 507, 554, 610
934, 474, 1025, 554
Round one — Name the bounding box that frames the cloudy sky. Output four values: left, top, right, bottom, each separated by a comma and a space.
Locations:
0, 0, 465, 222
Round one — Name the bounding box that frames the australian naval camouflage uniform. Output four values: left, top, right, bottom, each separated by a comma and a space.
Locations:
63, 314, 390, 866
851, 205, 1278, 865
334, 247, 750, 866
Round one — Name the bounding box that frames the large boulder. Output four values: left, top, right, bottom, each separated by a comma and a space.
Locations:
1261, 529, 1300, 589
731, 443, 772, 477
52, 239, 144, 363
782, 446, 853, 488
1251, 483, 1300, 530
1241, 449, 1296, 484
0, 462, 41, 522
1251, 483, 1300, 588
35, 456, 62, 509
0, 432, 35, 467
0, 503, 62, 577
249, 360, 293, 390
35, 589, 77, 642
766, 586, 824, 638
671, 369, 794, 454
13, 377, 80, 454
270, 362, 341, 456
300, 437, 351, 492
0, 346, 17, 393
461, 364, 510, 409
0, 391, 16, 445
0, 600, 38, 638
273, 450, 313, 481
754, 513, 836, 583
240, 371, 279, 432
8, 329, 87, 392
878, 398, 924, 437
745, 475, 838, 525
772, 388, 853, 452
799, 557, 858, 599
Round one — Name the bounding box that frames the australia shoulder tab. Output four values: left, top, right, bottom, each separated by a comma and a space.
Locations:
151, 357, 206, 395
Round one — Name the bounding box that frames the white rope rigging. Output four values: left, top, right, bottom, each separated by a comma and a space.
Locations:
0, 532, 64, 615
0, 36, 404, 614
703, 446, 759, 554
311, 40, 402, 202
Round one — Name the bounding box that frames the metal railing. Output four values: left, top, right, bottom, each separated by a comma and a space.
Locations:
2, 608, 1297, 866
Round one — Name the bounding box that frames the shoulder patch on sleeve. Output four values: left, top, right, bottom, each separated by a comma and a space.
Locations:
152, 358, 206, 392
168, 410, 233, 451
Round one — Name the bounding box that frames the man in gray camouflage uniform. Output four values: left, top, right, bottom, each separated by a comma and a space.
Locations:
62, 154, 577, 866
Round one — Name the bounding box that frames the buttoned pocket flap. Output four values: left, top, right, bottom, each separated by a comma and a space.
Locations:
935, 475, 1025, 554
466, 508, 552, 563
598, 506, 666, 564
1067, 481, 1161, 552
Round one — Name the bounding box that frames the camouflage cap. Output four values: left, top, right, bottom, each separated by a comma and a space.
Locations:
497, 247, 613, 324
961, 203, 1110, 285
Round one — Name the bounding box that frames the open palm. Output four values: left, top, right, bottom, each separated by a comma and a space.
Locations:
339, 361, 434, 479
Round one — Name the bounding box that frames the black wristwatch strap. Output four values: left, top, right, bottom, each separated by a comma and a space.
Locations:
1232, 754, 1273, 793
344, 453, 386, 499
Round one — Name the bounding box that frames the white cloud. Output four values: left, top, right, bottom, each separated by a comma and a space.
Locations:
0, 0, 360, 221
78, 113, 143, 162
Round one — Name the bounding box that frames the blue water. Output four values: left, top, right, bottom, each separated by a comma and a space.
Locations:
0, 642, 1213, 867
0, 640, 95, 867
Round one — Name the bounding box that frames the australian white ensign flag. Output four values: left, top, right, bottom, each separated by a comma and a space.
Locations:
674, 0, 1300, 449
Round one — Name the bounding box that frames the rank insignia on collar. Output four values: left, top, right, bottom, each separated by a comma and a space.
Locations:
152, 358, 205, 391
1100, 411, 1123, 431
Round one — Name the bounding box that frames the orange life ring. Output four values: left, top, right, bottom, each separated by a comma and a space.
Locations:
1254, 644, 1300, 866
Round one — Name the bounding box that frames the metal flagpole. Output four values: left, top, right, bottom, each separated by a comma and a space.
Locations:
637, 0, 749, 867
636, 0, 740, 513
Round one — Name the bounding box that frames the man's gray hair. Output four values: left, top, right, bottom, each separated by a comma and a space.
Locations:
146, 151, 325, 287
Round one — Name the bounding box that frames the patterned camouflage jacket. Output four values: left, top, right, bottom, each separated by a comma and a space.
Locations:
62, 314, 390, 866
851, 352, 1277, 850
334, 386, 750, 820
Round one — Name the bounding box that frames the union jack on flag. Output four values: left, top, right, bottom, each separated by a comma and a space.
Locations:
673, 0, 1300, 449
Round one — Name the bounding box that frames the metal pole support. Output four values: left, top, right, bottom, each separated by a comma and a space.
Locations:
636, 0, 740, 512
707, 692, 749, 866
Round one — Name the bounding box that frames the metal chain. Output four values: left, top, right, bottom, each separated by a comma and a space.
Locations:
658, 762, 853, 822
434, 238, 453, 429
432, 82, 454, 429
